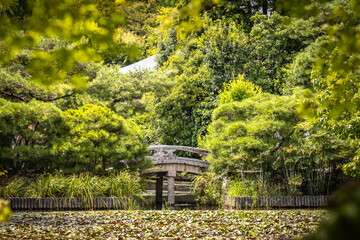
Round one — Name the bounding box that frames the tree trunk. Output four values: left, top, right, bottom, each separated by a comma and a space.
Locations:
262, 0, 268, 15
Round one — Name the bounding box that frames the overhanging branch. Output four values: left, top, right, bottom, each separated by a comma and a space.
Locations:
2, 91, 30, 102
2, 90, 74, 103
28, 92, 74, 102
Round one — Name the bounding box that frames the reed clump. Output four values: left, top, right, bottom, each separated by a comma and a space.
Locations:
0, 171, 146, 208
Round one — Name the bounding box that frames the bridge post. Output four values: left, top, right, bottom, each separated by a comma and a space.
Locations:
145, 145, 210, 209
155, 175, 163, 210
167, 170, 176, 209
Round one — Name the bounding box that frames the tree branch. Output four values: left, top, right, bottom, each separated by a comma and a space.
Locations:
113, 97, 123, 103
2, 90, 74, 103
2, 91, 30, 102
28, 92, 74, 102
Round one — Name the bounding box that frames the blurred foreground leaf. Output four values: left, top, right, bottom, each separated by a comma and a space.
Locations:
306, 182, 360, 240
0, 0, 129, 86
0, 199, 11, 222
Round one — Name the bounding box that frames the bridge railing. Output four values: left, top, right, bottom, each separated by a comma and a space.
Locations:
150, 156, 210, 168
148, 145, 209, 158
147, 145, 210, 168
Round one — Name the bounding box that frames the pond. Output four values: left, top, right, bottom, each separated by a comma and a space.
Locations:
0, 209, 326, 239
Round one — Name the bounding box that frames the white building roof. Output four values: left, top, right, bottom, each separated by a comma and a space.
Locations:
119, 55, 157, 74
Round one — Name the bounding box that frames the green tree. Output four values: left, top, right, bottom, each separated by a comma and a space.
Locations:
0, 99, 63, 174
201, 93, 299, 176
149, 11, 309, 147
52, 104, 149, 174
283, 0, 360, 176
147, 68, 216, 146
244, 12, 308, 93
0, 99, 150, 175
285, 126, 354, 195
201, 88, 354, 195
87, 66, 175, 118
0, 52, 99, 106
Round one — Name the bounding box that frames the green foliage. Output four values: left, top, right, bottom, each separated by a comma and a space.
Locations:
219, 74, 261, 104
281, 0, 360, 63
228, 179, 258, 197
121, 0, 177, 37
204, 0, 278, 31
244, 12, 306, 93
0, 0, 132, 85
148, 17, 249, 146
1, 0, 358, 200
156, 16, 249, 93
286, 38, 326, 90
279, 124, 355, 196
0, 22, 176, 176
300, 70, 360, 177
27, 173, 67, 198
154, 12, 307, 94
193, 17, 248, 94
284, 0, 359, 90
288, 126, 354, 194
147, 68, 217, 146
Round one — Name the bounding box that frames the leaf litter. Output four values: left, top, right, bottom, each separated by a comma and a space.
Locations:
0, 209, 325, 239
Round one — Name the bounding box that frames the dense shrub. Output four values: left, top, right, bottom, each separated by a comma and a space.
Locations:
191, 172, 223, 206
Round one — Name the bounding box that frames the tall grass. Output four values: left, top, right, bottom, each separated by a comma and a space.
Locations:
228, 179, 258, 197
227, 178, 282, 197
0, 177, 27, 197
0, 171, 146, 208
106, 171, 145, 200
27, 173, 66, 198
63, 174, 105, 208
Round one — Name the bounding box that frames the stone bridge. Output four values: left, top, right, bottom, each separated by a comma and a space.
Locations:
144, 145, 210, 209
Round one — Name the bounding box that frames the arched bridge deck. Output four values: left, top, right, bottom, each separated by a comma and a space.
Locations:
144, 145, 210, 208
148, 145, 209, 158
